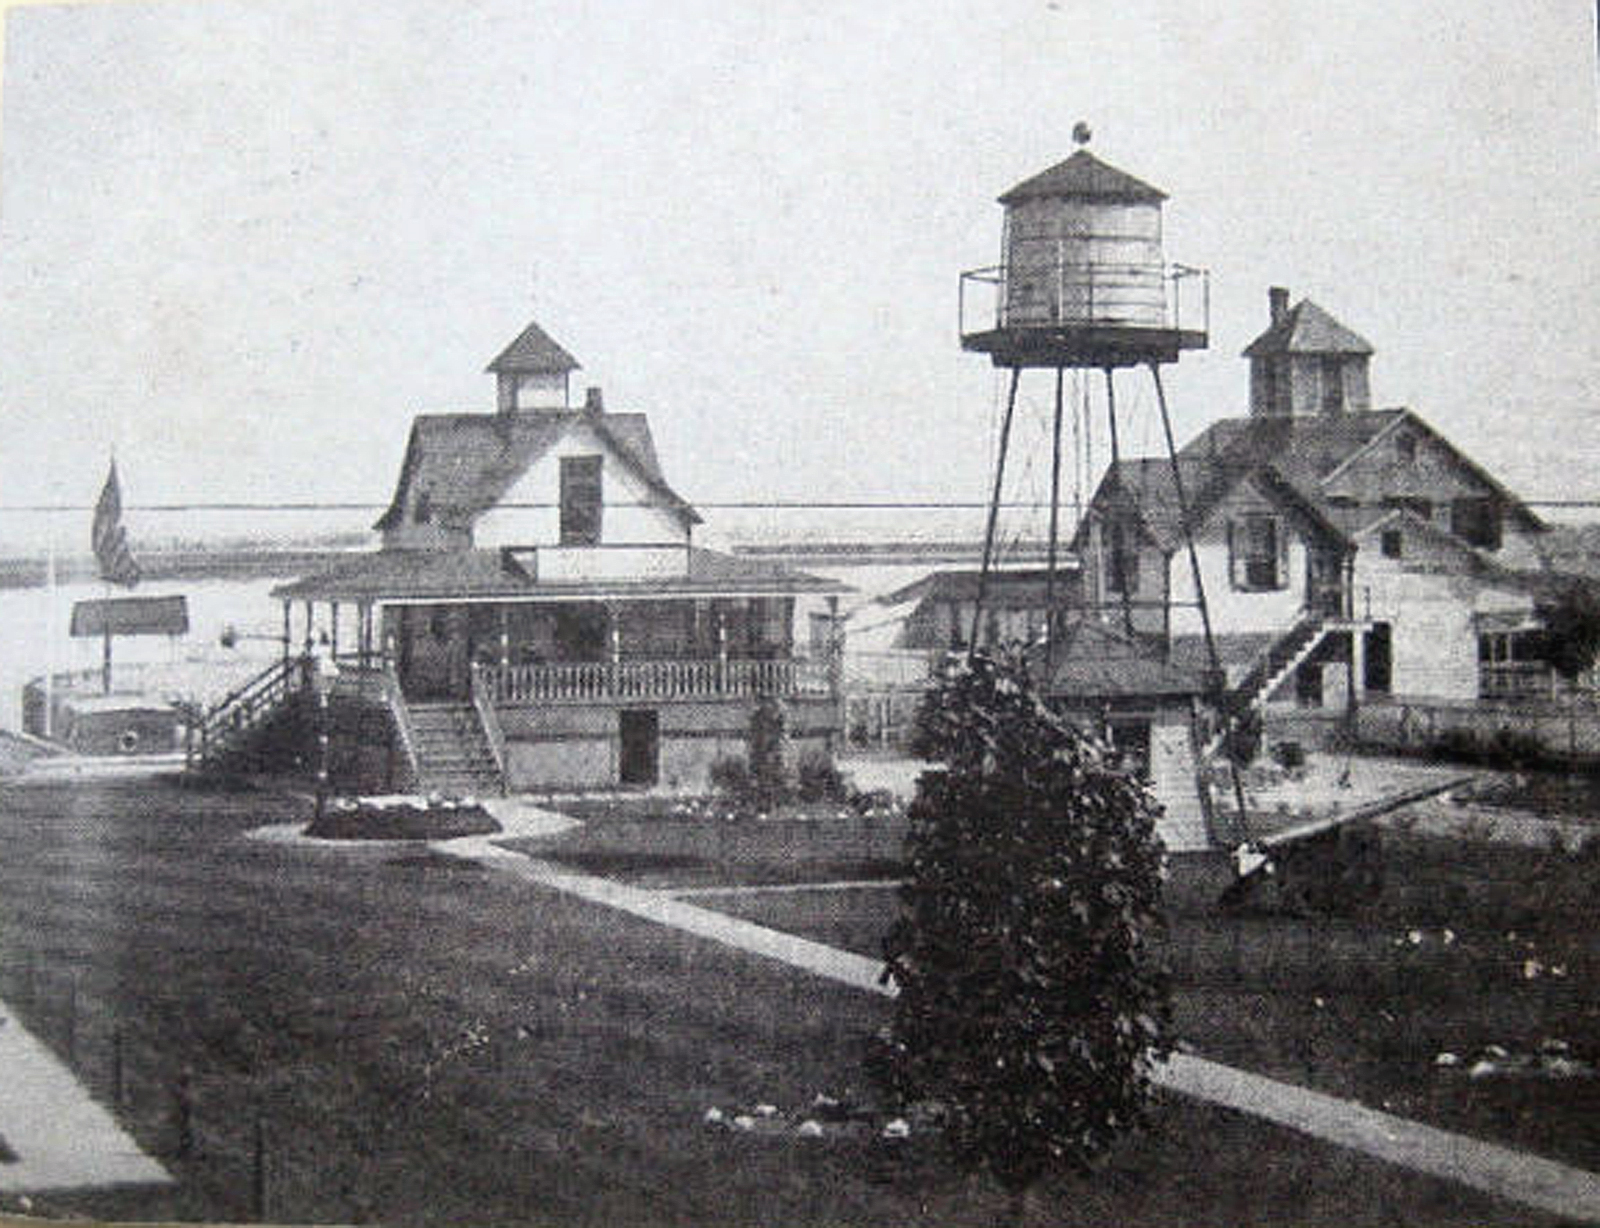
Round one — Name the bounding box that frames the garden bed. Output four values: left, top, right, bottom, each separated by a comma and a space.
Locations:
304, 795, 501, 841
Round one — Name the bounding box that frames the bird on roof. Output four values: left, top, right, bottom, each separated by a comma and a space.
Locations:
1072, 120, 1092, 146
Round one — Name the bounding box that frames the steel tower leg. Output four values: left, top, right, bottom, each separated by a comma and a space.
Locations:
1045, 366, 1065, 673
970, 366, 1022, 659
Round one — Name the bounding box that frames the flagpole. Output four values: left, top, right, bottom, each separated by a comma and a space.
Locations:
43, 511, 57, 737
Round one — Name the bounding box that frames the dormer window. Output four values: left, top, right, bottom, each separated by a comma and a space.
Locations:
560, 455, 603, 545
1320, 356, 1344, 413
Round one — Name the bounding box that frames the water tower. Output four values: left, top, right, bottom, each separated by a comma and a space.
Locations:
957, 131, 1215, 664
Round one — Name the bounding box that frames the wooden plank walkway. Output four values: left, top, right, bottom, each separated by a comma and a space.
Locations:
0, 1004, 169, 1192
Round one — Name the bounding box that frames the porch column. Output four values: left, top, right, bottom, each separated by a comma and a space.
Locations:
1349, 628, 1366, 706
499, 606, 510, 668
716, 609, 728, 692
330, 601, 340, 659
303, 600, 314, 655
282, 602, 291, 666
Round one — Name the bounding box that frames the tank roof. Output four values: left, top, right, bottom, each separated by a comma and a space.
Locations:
998, 150, 1167, 206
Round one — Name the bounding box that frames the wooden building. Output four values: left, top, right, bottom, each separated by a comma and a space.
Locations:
257, 322, 848, 793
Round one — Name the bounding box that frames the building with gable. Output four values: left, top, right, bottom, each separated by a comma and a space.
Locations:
1077, 287, 1567, 732
258, 321, 848, 793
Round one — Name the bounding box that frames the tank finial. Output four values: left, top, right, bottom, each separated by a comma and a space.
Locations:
1071, 121, 1092, 146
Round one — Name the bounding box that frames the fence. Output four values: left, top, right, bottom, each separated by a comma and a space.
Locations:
483, 657, 833, 704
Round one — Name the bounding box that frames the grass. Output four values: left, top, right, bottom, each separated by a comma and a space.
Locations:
0, 775, 1580, 1226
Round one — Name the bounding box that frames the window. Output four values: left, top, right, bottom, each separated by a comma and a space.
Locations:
1381, 529, 1403, 558
1395, 432, 1418, 464
1383, 496, 1432, 521
1321, 356, 1344, 413
1230, 515, 1285, 591
559, 455, 603, 545
1106, 520, 1139, 596
1451, 497, 1501, 550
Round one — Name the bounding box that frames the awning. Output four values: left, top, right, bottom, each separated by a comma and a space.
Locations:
71, 596, 189, 638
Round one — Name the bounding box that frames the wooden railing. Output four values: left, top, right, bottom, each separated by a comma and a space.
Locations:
378, 660, 422, 790
193, 656, 302, 768
469, 663, 509, 788
482, 657, 834, 705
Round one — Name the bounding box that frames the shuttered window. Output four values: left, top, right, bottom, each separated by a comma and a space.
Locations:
1229, 515, 1287, 591
559, 456, 603, 545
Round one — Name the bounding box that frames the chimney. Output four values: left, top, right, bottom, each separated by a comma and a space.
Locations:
1269, 286, 1290, 326
583, 386, 604, 414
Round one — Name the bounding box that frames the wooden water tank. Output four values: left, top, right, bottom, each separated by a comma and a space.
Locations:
998, 150, 1168, 330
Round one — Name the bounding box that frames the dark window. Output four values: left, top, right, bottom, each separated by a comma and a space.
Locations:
1381, 529, 1403, 558
1231, 515, 1285, 591
414, 487, 433, 524
1321, 356, 1344, 413
1395, 432, 1418, 463
559, 455, 603, 545
1106, 520, 1139, 596
1451, 497, 1501, 550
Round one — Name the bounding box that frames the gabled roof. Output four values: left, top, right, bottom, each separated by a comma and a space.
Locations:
998, 150, 1167, 206
1030, 618, 1205, 700
486, 320, 581, 375
1242, 299, 1374, 357
1086, 453, 1345, 554
272, 546, 848, 604
374, 410, 699, 532
1093, 407, 1544, 553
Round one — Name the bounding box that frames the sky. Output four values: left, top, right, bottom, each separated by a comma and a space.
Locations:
0, 0, 1596, 541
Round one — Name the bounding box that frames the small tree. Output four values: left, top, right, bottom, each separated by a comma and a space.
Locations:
1540, 580, 1600, 683
875, 651, 1171, 1221
747, 695, 790, 810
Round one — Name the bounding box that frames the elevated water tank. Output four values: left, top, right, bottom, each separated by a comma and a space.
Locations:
999, 149, 1167, 329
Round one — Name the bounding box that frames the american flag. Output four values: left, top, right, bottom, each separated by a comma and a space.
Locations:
91, 460, 141, 588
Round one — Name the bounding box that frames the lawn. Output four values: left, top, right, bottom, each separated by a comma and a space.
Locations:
0, 775, 1579, 1226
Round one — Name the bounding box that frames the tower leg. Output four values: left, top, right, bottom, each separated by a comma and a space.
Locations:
970, 367, 1022, 658
1045, 367, 1065, 672
1104, 368, 1137, 638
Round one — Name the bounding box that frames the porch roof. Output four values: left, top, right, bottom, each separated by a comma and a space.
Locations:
271, 546, 850, 604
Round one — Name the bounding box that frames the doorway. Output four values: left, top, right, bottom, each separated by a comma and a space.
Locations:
619, 709, 660, 786
1364, 623, 1393, 694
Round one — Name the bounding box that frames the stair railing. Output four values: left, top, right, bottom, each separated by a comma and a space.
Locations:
194, 656, 302, 768
469, 663, 509, 795
378, 661, 422, 791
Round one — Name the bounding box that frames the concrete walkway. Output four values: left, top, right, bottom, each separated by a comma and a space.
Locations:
0, 1004, 170, 1192
438, 813, 1600, 1228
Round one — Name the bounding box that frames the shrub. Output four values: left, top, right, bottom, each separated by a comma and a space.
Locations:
1270, 740, 1306, 771
747, 696, 791, 809
708, 755, 752, 802
878, 650, 1171, 1211
795, 749, 850, 803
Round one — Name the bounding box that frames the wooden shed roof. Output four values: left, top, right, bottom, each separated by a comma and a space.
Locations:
70, 595, 189, 638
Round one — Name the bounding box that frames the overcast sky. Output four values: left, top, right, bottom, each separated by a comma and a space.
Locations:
0, 0, 1596, 529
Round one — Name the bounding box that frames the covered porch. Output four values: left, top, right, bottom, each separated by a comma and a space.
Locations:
271, 547, 847, 707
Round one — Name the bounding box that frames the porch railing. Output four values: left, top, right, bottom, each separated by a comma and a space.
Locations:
483, 657, 834, 704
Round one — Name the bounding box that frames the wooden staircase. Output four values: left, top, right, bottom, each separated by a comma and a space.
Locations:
1201, 615, 1346, 759
407, 703, 506, 798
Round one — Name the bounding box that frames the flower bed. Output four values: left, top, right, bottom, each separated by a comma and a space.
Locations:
305, 794, 501, 841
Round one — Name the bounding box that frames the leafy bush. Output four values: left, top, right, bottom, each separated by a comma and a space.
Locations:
1270, 740, 1306, 771
795, 749, 850, 803
747, 696, 790, 809
878, 650, 1171, 1206
708, 755, 752, 802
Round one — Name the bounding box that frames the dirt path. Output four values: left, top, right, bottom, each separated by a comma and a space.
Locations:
440, 813, 1600, 1228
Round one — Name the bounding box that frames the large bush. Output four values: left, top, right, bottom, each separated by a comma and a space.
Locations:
876, 651, 1172, 1210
